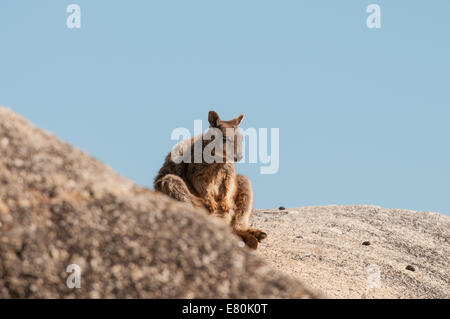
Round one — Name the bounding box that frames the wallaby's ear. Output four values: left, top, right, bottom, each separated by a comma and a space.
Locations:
208, 111, 221, 127
231, 114, 244, 127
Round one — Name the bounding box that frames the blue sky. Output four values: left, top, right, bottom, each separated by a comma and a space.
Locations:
1, 1, 449, 214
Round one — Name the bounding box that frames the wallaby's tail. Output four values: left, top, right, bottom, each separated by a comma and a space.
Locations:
154, 174, 203, 208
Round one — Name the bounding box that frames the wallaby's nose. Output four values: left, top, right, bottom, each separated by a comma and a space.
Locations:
235, 154, 243, 162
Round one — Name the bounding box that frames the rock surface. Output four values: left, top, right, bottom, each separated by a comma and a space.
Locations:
1, 106, 448, 299
0, 106, 314, 298
252, 206, 450, 298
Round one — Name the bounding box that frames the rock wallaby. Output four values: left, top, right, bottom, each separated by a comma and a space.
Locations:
154, 111, 267, 249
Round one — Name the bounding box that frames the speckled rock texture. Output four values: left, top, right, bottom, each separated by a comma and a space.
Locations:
0, 106, 315, 298
253, 206, 450, 298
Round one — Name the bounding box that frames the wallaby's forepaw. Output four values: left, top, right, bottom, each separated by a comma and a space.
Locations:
218, 201, 231, 212
203, 198, 218, 213
247, 228, 267, 242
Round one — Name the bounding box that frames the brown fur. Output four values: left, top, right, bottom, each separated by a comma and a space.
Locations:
154, 111, 267, 249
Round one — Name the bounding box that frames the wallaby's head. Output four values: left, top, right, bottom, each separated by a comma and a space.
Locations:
207, 110, 244, 162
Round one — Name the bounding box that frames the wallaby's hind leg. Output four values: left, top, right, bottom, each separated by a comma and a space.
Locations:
233, 174, 267, 249
155, 174, 202, 208
247, 228, 267, 242
233, 229, 258, 250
